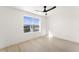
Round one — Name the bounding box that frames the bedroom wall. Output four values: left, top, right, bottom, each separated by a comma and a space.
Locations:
47, 6, 79, 43
0, 6, 46, 49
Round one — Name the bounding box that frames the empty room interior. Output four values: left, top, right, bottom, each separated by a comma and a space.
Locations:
0, 6, 79, 52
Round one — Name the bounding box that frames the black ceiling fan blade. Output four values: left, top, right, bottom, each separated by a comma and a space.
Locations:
46, 6, 56, 12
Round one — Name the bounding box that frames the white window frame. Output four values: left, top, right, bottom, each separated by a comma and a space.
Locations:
23, 15, 41, 33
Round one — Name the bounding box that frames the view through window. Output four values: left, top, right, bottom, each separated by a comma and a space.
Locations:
24, 16, 40, 33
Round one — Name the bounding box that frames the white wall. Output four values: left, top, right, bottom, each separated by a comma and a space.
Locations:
47, 6, 79, 43
0, 7, 46, 49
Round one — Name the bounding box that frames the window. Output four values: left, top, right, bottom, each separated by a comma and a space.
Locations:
24, 16, 40, 33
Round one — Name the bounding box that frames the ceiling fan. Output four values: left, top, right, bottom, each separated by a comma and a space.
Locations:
35, 6, 56, 15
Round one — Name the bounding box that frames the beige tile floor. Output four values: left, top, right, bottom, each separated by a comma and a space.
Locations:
0, 36, 79, 52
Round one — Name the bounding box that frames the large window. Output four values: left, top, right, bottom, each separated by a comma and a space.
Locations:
24, 16, 40, 33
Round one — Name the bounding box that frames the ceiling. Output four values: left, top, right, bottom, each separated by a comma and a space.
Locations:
13, 6, 53, 16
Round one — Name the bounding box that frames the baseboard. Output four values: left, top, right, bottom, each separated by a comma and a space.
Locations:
54, 36, 79, 44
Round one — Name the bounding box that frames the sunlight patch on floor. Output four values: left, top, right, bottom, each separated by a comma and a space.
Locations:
47, 31, 53, 40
